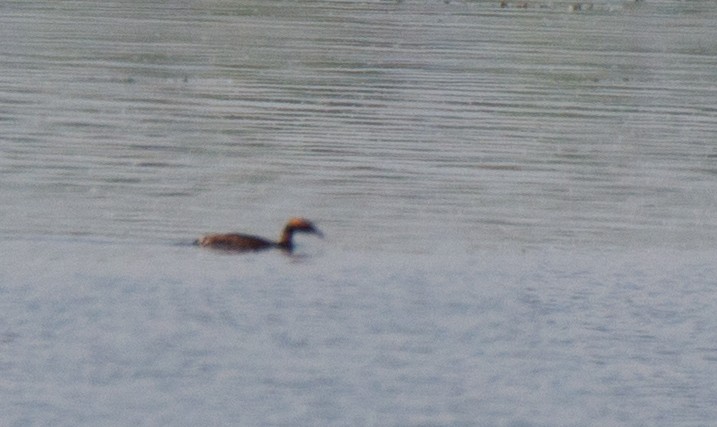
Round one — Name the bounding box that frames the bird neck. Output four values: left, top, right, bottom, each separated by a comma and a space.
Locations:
278, 226, 295, 250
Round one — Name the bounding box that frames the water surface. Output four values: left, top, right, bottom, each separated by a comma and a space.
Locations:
1, 0, 716, 425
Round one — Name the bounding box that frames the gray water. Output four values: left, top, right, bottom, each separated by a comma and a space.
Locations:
1, 0, 717, 425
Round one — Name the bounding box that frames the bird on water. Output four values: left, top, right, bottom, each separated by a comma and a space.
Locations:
196, 217, 323, 252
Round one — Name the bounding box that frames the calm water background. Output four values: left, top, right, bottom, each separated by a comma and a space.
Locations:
1, 0, 717, 425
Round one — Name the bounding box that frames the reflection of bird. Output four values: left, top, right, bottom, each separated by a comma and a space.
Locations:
196, 218, 323, 252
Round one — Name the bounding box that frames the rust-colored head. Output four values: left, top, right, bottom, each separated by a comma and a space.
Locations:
285, 217, 323, 237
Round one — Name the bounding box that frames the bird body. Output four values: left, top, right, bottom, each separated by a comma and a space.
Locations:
197, 217, 322, 252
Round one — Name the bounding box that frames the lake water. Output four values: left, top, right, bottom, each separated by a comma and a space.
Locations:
1, 0, 716, 425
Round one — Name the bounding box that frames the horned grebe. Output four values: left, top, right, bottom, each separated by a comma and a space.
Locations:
196, 217, 323, 252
